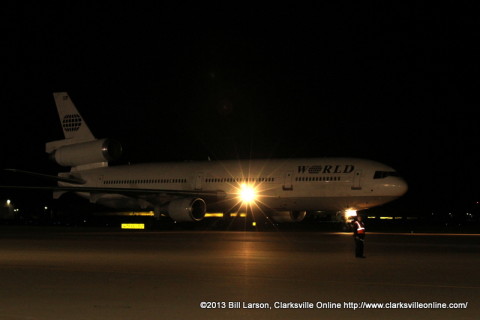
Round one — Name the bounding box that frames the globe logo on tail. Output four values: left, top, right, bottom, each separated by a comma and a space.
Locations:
62, 114, 82, 132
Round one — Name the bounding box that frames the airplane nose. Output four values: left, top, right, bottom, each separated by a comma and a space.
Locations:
391, 177, 408, 197
378, 177, 408, 197
395, 177, 409, 196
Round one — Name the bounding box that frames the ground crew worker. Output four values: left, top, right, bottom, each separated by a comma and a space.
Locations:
353, 215, 366, 258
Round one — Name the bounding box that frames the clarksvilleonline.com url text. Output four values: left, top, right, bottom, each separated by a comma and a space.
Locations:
200, 301, 469, 310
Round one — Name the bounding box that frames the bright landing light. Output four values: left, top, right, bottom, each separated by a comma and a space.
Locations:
344, 209, 357, 220
239, 184, 257, 204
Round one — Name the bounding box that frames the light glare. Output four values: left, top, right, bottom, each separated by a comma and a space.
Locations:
239, 184, 257, 204
344, 209, 357, 220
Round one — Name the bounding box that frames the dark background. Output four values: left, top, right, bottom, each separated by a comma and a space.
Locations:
1, 3, 479, 215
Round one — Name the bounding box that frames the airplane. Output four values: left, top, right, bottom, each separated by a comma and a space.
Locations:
4, 92, 408, 223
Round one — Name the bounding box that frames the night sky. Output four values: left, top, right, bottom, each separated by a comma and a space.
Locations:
2, 3, 480, 214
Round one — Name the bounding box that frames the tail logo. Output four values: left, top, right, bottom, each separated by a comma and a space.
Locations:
62, 114, 82, 132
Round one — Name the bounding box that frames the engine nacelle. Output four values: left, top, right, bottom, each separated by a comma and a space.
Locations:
50, 139, 122, 167
270, 210, 307, 223
168, 198, 206, 222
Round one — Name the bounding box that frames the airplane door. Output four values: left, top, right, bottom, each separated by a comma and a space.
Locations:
352, 170, 362, 190
283, 171, 293, 191
97, 175, 104, 187
195, 172, 203, 190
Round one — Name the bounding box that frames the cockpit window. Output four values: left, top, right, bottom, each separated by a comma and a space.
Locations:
374, 171, 400, 179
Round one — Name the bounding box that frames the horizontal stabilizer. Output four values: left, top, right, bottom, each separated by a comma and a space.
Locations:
4, 169, 86, 185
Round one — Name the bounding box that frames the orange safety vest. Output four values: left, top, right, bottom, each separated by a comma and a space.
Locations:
355, 221, 365, 234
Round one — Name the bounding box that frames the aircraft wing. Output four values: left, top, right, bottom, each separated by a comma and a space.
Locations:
2, 169, 227, 198
0, 185, 227, 199
4, 169, 86, 184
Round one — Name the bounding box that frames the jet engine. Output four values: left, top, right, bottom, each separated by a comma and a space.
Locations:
50, 138, 122, 167
270, 210, 307, 223
167, 198, 207, 222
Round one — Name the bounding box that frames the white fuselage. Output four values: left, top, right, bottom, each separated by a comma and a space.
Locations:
62, 157, 408, 214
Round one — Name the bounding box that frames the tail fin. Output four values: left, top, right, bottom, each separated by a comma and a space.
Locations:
46, 93, 97, 154
53, 92, 95, 141
46, 93, 122, 172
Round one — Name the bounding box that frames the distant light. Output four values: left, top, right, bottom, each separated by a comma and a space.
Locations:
44, 206, 48, 210
127, 211, 154, 217
6, 200, 11, 206
252, 222, 257, 227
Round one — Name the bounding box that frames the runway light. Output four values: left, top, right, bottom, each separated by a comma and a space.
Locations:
204, 213, 224, 218
229, 213, 247, 218
121, 223, 145, 230
239, 184, 257, 204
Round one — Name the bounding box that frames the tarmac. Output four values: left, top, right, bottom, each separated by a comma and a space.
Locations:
0, 226, 478, 319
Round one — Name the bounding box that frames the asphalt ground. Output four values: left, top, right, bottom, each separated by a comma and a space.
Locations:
0, 226, 478, 319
